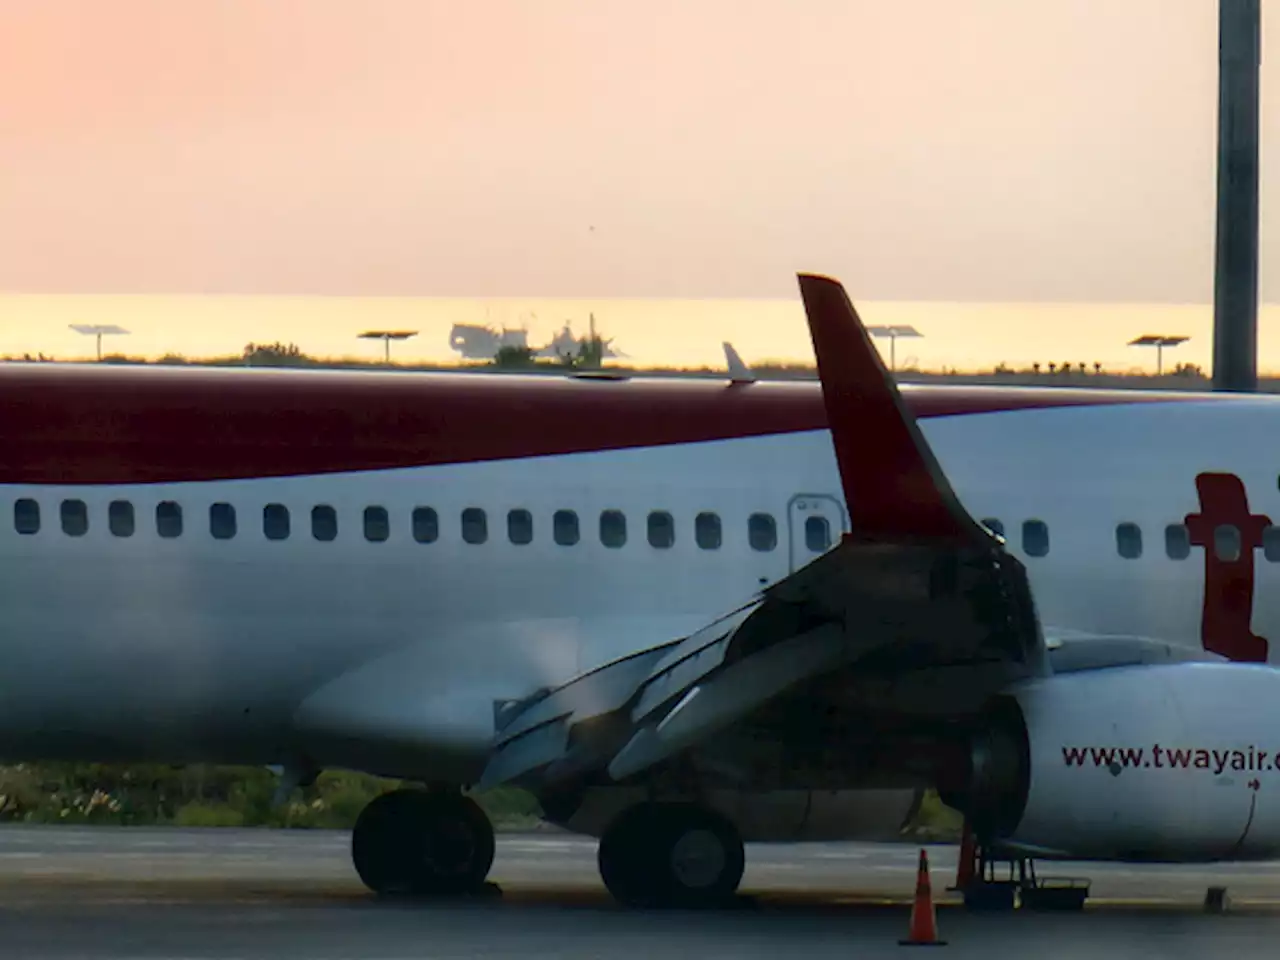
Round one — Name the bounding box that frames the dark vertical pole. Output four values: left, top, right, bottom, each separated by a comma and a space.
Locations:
1213, 0, 1261, 392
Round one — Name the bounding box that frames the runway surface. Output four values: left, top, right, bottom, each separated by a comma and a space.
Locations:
2, 826, 1280, 958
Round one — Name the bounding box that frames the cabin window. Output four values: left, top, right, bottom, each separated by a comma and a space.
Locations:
61, 499, 88, 537
600, 510, 627, 548
695, 512, 722, 550
210, 503, 237, 540
309, 505, 337, 542
508, 509, 534, 545
805, 515, 831, 553
648, 511, 675, 549
156, 501, 183, 538
364, 506, 390, 542
1022, 519, 1049, 557
1115, 522, 1142, 560
1265, 526, 1280, 562
263, 503, 290, 541
1165, 523, 1190, 560
13, 499, 39, 536
981, 518, 1004, 538
109, 500, 135, 538
1215, 524, 1242, 563
412, 507, 438, 544
748, 513, 777, 552
554, 510, 580, 546
462, 507, 488, 545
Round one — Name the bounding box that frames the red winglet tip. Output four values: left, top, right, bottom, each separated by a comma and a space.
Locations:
796, 272, 977, 544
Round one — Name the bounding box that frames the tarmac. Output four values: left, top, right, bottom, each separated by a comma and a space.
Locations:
2, 825, 1279, 958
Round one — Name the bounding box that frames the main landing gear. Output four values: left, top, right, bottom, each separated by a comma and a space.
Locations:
351, 788, 496, 897
597, 802, 746, 909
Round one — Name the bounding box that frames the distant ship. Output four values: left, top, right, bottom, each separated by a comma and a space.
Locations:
448, 325, 534, 359
449, 315, 625, 362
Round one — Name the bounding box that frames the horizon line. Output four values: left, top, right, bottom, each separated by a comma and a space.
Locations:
0, 291, 1262, 309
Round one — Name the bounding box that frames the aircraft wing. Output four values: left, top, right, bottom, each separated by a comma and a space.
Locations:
479, 273, 1050, 792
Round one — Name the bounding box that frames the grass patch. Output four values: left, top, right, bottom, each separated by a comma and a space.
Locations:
0, 764, 547, 830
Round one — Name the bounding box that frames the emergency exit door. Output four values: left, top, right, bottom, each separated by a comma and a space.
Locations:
787, 494, 848, 572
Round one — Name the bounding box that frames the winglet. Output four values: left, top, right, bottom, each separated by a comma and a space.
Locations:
796, 273, 984, 545
724, 342, 756, 384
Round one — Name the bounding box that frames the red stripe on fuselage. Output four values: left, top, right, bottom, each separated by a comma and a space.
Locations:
0, 364, 1210, 485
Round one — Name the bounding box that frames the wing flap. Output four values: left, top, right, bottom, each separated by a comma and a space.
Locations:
479, 603, 760, 790
630, 602, 760, 722
478, 717, 573, 790
492, 641, 677, 749
608, 622, 847, 780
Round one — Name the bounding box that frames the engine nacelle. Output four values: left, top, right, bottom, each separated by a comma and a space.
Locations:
968, 662, 1280, 861
541, 785, 921, 842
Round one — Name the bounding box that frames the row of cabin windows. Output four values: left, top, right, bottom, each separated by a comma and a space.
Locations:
16, 498, 1266, 564
981, 517, 1268, 563
11, 499, 835, 554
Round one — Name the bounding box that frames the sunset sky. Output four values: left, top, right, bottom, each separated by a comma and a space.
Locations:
1, 1, 1278, 370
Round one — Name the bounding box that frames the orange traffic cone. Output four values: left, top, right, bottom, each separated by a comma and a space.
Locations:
948, 824, 976, 892
899, 848, 947, 946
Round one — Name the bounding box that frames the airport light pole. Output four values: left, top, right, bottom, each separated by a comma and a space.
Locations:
1128, 335, 1190, 376
866, 325, 923, 372
1212, 0, 1261, 392
69, 324, 129, 361
358, 330, 418, 365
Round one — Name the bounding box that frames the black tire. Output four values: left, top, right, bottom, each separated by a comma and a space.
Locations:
598, 804, 665, 907
598, 802, 745, 909
651, 803, 745, 908
352, 789, 495, 897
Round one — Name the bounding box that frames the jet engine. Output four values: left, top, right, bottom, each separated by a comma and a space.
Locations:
961, 662, 1280, 862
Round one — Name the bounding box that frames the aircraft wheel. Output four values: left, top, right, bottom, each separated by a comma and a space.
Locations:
351, 788, 495, 897
598, 802, 745, 908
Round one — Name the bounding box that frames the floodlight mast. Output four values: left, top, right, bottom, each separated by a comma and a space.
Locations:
358, 330, 418, 364
1212, 0, 1261, 392
865, 325, 923, 372
69, 324, 130, 361
1128, 334, 1190, 376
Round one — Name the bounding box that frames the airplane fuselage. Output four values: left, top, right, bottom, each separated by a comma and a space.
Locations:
0, 365, 1276, 782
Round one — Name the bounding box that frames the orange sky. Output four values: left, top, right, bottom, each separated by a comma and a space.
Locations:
0, 1, 1276, 368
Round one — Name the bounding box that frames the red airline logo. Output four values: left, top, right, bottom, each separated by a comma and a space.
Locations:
1186, 472, 1270, 663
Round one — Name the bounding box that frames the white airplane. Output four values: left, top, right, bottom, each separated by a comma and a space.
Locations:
2, 273, 1280, 909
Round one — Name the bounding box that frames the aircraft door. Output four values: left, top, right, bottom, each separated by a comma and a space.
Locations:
787, 494, 848, 572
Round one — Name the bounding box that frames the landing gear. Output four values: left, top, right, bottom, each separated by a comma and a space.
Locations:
351, 788, 495, 897
597, 802, 745, 908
